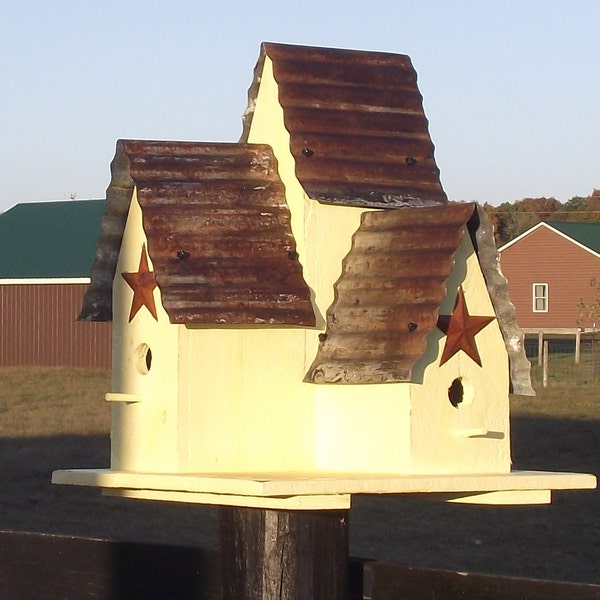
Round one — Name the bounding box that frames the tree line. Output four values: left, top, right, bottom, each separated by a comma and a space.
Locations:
482, 189, 600, 247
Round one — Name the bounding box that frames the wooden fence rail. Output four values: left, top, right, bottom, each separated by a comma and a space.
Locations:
363, 561, 600, 600
1, 530, 600, 599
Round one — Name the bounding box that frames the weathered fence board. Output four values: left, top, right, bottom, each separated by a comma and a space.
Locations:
363, 561, 600, 600
2, 530, 600, 599
0, 530, 220, 600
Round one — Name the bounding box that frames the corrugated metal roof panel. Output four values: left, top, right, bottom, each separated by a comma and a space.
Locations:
305, 203, 477, 383
80, 140, 316, 326
242, 42, 447, 208
76, 41, 532, 393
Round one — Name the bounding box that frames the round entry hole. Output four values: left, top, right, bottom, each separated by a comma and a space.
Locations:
135, 343, 152, 375
448, 377, 473, 408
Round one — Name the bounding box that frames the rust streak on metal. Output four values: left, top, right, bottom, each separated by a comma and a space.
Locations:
242, 42, 447, 208
78, 42, 532, 393
305, 203, 477, 383
80, 140, 316, 326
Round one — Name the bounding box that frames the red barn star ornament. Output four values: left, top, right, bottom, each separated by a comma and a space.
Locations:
121, 244, 158, 322
436, 286, 494, 366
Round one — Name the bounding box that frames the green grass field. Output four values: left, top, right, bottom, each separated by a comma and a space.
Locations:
528, 347, 600, 389
0, 367, 110, 438
0, 366, 598, 584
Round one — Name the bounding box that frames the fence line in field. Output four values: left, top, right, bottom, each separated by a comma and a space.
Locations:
525, 335, 600, 387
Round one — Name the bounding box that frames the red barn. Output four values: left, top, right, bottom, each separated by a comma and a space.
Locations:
499, 221, 600, 338
0, 200, 110, 368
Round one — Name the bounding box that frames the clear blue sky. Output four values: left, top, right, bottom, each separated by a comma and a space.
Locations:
2, 0, 598, 212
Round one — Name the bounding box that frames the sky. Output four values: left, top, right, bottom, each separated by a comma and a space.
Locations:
1, 1, 598, 213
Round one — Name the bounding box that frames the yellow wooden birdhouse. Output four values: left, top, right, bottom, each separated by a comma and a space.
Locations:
53, 43, 594, 509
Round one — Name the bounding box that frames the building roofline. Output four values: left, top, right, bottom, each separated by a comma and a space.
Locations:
499, 221, 600, 259
497, 221, 546, 252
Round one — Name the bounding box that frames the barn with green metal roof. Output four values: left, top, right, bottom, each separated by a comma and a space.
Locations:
0, 200, 110, 368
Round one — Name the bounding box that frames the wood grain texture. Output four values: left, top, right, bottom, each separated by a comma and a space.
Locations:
219, 507, 349, 600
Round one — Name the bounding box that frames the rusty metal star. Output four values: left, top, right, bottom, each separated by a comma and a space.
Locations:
121, 244, 158, 322
436, 286, 495, 366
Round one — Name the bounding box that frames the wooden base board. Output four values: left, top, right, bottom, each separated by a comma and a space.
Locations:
104, 488, 352, 510
52, 468, 596, 509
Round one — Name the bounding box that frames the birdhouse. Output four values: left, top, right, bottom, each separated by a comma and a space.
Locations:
53, 43, 594, 509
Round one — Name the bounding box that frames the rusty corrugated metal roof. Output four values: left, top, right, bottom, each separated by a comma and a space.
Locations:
241, 42, 447, 208
77, 41, 532, 394
305, 203, 478, 383
80, 140, 316, 326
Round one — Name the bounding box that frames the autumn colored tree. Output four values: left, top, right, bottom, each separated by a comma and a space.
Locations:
483, 190, 600, 247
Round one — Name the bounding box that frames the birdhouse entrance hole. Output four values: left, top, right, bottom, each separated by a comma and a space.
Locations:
448, 377, 473, 408
135, 343, 152, 374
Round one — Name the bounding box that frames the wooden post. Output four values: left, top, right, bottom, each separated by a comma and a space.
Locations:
543, 340, 549, 388
538, 331, 543, 367
575, 329, 581, 365
219, 506, 349, 600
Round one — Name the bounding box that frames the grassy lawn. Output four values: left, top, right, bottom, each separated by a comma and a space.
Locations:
0, 367, 111, 438
0, 365, 598, 584
527, 348, 600, 391
512, 377, 600, 420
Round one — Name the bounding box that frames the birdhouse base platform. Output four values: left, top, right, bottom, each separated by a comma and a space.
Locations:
52, 469, 596, 509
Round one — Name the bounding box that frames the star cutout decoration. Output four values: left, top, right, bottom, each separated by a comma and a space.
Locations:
121, 244, 158, 322
436, 286, 495, 367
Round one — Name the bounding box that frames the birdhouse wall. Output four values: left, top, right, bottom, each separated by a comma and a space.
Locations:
177, 326, 318, 472
208, 53, 414, 474
410, 233, 512, 474
313, 384, 412, 473
177, 320, 414, 473
110, 192, 180, 472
